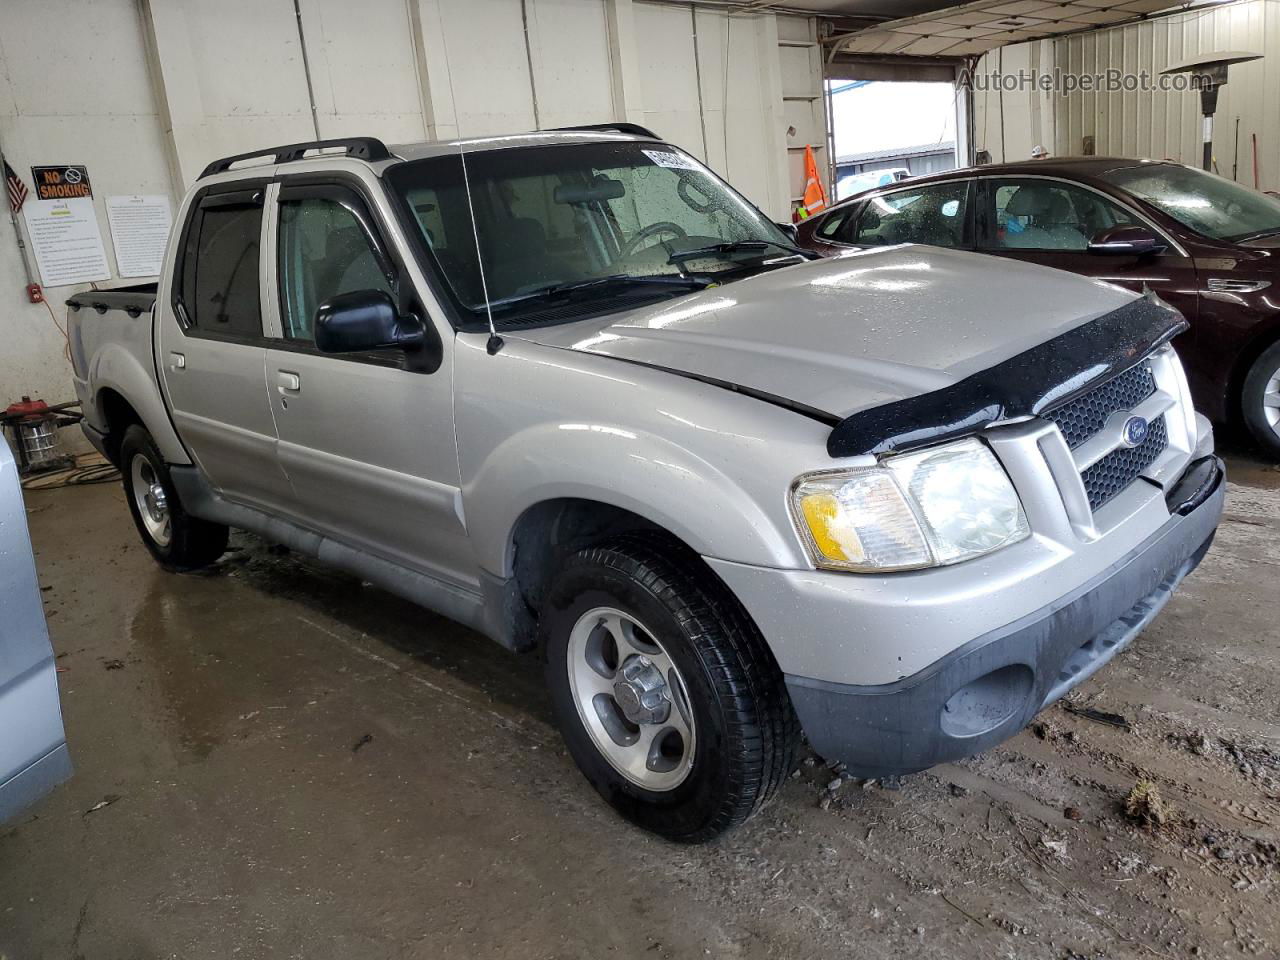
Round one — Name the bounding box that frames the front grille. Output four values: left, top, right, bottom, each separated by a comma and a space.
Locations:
1080, 415, 1168, 510
1043, 363, 1157, 449
1042, 362, 1170, 513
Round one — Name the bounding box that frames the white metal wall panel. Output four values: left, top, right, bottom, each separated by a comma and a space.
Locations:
634, 3, 706, 159
973, 0, 1277, 190
695, 9, 776, 205
172, 0, 317, 159
776, 15, 812, 44
526, 0, 617, 129
435, 0, 538, 137
1054, 0, 1273, 173
301, 0, 428, 143
779, 44, 817, 98
778, 18, 826, 207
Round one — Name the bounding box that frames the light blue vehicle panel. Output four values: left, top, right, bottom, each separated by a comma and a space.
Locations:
0, 442, 71, 824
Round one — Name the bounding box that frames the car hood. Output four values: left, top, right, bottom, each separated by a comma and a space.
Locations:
515, 246, 1141, 419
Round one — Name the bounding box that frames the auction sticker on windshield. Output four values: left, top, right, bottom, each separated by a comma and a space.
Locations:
642, 149, 699, 171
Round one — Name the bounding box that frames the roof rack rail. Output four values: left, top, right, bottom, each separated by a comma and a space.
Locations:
550, 123, 660, 140
199, 137, 393, 179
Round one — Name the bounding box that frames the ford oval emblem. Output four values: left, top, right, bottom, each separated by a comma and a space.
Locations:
1122, 416, 1149, 447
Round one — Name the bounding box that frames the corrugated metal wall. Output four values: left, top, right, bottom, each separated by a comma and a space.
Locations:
1056, 0, 1275, 183
974, 0, 1279, 191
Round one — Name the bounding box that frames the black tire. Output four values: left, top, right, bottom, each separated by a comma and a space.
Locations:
120, 424, 228, 571
540, 535, 799, 842
1242, 340, 1280, 460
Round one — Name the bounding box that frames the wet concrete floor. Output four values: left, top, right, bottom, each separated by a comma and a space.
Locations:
2, 443, 1279, 958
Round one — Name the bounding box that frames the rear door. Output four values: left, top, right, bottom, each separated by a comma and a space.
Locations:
262, 176, 472, 588
974, 176, 1200, 322
157, 181, 294, 511
0, 442, 71, 823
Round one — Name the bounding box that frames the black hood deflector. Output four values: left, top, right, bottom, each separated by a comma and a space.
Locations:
826, 294, 1188, 459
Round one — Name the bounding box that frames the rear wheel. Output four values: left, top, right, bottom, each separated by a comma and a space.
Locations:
1242, 341, 1280, 459
120, 425, 228, 571
541, 536, 799, 842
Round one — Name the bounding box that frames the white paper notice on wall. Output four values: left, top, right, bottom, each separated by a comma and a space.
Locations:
106, 195, 173, 278
22, 196, 111, 288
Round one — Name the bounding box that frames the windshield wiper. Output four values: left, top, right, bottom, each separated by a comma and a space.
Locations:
666, 239, 814, 266
1234, 227, 1280, 243
491, 273, 711, 311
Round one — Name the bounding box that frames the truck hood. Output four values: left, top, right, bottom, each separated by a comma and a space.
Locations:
517, 246, 1140, 419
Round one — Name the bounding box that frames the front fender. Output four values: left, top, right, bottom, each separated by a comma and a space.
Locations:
89, 341, 189, 465
465, 421, 808, 578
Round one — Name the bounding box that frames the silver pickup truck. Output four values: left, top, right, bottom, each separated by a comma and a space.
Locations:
69, 126, 1224, 841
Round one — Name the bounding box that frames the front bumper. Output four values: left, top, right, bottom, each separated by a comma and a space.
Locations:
777, 456, 1222, 777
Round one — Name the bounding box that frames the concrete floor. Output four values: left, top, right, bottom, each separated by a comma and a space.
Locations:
2, 444, 1279, 959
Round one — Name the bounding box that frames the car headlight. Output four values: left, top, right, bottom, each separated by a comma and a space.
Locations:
790, 438, 1030, 572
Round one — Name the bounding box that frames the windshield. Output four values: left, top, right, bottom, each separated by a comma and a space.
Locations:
1099, 163, 1280, 242
385, 140, 796, 326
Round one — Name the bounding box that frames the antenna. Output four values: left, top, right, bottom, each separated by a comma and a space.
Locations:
458, 141, 502, 355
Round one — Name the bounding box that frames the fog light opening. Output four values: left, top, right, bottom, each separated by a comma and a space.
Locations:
940, 664, 1034, 739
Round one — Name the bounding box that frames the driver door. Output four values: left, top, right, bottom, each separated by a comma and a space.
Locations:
263, 178, 473, 589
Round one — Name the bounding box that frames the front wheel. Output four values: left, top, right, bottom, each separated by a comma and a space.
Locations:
1242, 340, 1280, 459
540, 536, 799, 842
120, 424, 228, 571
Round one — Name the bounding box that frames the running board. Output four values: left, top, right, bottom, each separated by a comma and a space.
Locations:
168, 466, 494, 640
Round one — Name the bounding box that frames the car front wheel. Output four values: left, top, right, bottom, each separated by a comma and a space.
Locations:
540, 535, 799, 842
1242, 340, 1280, 459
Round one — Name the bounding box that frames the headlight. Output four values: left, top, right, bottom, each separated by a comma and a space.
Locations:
790, 438, 1030, 572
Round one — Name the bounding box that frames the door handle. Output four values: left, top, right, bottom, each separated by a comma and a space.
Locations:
276, 370, 301, 393
169, 352, 186, 370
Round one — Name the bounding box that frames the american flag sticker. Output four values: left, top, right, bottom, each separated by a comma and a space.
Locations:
5, 159, 29, 213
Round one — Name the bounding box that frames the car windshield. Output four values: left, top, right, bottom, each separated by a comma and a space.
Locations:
385, 140, 797, 326
1099, 163, 1280, 243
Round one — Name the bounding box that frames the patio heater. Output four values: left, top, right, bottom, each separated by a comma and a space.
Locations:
1162, 51, 1262, 172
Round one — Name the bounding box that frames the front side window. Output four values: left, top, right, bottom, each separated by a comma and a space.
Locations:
986, 179, 1139, 251
1099, 162, 1280, 242
277, 194, 393, 342
187, 201, 262, 338
850, 182, 969, 248
385, 141, 797, 328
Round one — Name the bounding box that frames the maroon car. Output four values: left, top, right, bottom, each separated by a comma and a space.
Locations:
797, 158, 1280, 456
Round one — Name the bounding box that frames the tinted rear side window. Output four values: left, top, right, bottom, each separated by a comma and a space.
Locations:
190, 204, 262, 338
815, 209, 851, 241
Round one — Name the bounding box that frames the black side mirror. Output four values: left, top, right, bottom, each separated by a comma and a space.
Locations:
315, 289, 425, 354
776, 221, 799, 242
1088, 225, 1167, 256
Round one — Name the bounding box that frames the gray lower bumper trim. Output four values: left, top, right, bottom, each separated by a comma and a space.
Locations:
786, 459, 1224, 778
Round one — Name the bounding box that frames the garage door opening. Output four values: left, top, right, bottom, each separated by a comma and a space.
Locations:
828, 79, 959, 201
